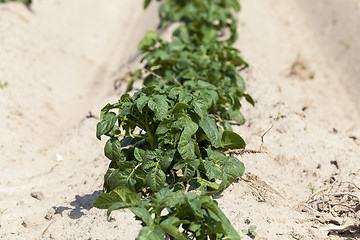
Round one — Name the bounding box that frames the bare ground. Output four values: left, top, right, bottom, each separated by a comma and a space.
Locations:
0, 0, 359, 239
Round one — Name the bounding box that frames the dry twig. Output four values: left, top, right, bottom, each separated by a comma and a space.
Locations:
260, 123, 274, 150
299, 181, 360, 234
144, 69, 165, 86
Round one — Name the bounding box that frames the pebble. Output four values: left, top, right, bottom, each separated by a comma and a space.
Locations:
45, 208, 56, 220
30, 191, 45, 200
21, 219, 35, 228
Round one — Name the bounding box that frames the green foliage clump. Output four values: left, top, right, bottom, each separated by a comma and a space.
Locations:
94, 0, 253, 239
145, 0, 240, 44
0, 0, 31, 5
94, 187, 241, 240
138, 28, 253, 126
96, 85, 245, 196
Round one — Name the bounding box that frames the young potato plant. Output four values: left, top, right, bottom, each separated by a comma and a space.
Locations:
96, 85, 245, 196
137, 28, 254, 126
144, 0, 240, 44
94, 187, 240, 240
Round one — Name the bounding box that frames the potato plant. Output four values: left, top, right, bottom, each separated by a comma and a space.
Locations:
137, 29, 253, 126
0, 0, 31, 4
144, 0, 240, 43
94, 0, 252, 239
96, 85, 245, 195
95, 187, 240, 239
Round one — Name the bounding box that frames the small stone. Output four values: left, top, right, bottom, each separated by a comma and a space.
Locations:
45, 208, 56, 220
21, 221, 27, 228
56, 153, 63, 162
21, 219, 34, 228
30, 191, 45, 200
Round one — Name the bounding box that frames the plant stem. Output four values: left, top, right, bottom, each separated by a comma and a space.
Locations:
144, 108, 155, 149
126, 163, 142, 182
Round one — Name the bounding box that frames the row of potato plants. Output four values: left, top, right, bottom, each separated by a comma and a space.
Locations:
93, 0, 253, 239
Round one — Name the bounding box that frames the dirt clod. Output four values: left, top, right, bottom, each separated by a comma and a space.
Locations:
30, 192, 45, 200
45, 208, 56, 221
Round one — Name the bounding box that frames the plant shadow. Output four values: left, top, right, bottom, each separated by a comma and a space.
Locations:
53, 190, 103, 220
330, 232, 360, 240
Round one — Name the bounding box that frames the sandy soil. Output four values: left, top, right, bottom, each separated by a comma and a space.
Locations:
0, 0, 359, 239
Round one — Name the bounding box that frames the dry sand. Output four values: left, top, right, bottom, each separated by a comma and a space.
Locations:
0, 0, 359, 239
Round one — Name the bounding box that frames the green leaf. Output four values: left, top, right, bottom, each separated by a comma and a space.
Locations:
96, 112, 117, 140
104, 168, 128, 191
100, 102, 120, 120
173, 161, 186, 171
112, 186, 141, 203
159, 149, 176, 170
136, 225, 165, 240
151, 187, 177, 209
231, 55, 247, 67
182, 162, 195, 181
175, 58, 192, 70
186, 193, 202, 216
217, 156, 245, 193
235, 74, 246, 92
168, 37, 186, 52
197, 80, 217, 90
143, 0, 151, 9
138, 31, 160, 51
134, 148, 145, 162
153, 95, 169, 120
160, 216, 190, 226
178, 137, 196, 161
188, 221, 201, 233
148, 95, 169, 120
144, 150, 158, 161
160, 224, 187, 240
104, 138, 121, 161
192, 98, 207, 118
146, 167, 166, 192
199, 116, 222, 148
179, 91, 192, 104
204, 159, 222, 180
130, 206, 152, 226
137, 94, 150, 111
107, 202, 133, 219
249, 225, 257, 231
118, 106, 131, 118
155, 120, 171, 135
93, 192, 121, 209
244, 93, 255, 106
201, 197, 241, 240
180, 159, 200, 181
171, 102, 189, 113
228, 109, 245, 125
222, 120, 232, 131
197, 178, 219, 191
223, 156, 245, 182
221, 131, 246, 150
177, 121, 198, 160
127, 170, 147, 192
120, 136, 142, 147
142, 159, 157, 171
